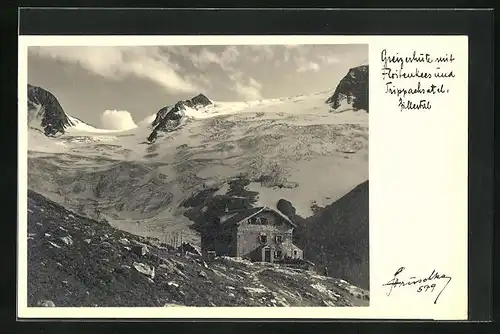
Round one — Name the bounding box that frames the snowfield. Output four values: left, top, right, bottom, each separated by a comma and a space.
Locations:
66, 116, 133, 134
27, 90, 368, 246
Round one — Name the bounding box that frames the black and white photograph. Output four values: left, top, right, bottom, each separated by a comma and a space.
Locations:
25, 43, 369, 308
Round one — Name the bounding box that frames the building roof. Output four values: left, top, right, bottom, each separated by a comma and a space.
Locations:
221, 206, 296, 228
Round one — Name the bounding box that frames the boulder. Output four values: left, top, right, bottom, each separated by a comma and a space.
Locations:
60, 235, 73, 246
118, 238, 130, 246
36, 300, 56, 307
133, 262, 155, 279
131, 244, 149, 256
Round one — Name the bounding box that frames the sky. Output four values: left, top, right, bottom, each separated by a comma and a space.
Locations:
28, 44, 368, 129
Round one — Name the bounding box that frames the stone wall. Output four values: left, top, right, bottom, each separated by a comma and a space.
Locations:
236, 211, 294, 259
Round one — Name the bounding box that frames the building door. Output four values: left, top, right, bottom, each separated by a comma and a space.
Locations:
264, 247, 272, 262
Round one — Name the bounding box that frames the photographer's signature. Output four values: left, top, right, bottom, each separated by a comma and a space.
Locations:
382, 267, 452, 304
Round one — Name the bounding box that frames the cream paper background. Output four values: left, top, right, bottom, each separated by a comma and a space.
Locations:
17, 35, 468, 320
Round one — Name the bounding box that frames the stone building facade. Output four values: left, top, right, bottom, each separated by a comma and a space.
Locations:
201, 206, 303, 263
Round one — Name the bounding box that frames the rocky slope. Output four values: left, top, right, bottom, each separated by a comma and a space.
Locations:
27, 84, 75, 136
27, 190, 369, 307
147, 93, 212, 142
298, 180, 369, 290
326, 65, 369, 112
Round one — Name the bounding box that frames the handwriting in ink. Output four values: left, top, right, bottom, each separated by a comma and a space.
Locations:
382, 267, 452, 304
381, 49, 434, 70
380, 49, 456, 112
381, 67, 432, 80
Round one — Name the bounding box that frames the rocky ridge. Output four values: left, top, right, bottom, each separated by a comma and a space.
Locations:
27, 189, 369, 307
326, 65, 369, 112
147, 93, 213, 142
27, 84, 75, 136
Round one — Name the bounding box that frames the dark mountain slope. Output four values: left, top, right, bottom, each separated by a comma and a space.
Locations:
27, 84, 74, 136
326, 65, 369, 112
27, 190, 369, 307
296, 180, 369, 289
147, 94, 213, 142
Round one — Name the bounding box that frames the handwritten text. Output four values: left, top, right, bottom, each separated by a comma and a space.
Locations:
380, 49, 456, 112
382, 267, 452, 304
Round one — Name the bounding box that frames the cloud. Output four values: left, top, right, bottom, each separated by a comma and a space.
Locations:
282, 45, 314, 64
191, 49, 222, 69
287, 46, 320, 72
284, 49, 292, 62
319, 55, 341, 64
246, 45, 275, 63
229, 71, 263, 100
185, 74, 212, 90
296, 60, 320, 72
100, 109, 137, 130
30, 46, 199, 93
190, 46, 240, 71
221, 46, 240, 63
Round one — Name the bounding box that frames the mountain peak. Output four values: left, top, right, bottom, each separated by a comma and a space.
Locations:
27, 84, 74, 136
147, 94, 213, 142
325, 65, 369, 113
189, 93, 212, 107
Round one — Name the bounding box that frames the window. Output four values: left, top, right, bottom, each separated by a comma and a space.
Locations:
293, 250, 298, 257
260, 217, 268, 225
207, 251, 216, 260
259, 234, 267, 243
275, 250, 283, 258
249, 217, 257, 224
275, 235, 283, 243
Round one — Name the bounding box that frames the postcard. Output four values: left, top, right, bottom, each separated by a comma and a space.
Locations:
18, 34, 468, 320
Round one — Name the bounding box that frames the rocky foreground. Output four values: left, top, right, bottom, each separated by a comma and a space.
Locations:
27, 190, 369, 307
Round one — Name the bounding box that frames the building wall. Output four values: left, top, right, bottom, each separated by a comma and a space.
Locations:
202, 209, 304, 261
236, 211, 295, 260
289, 243, 304, 260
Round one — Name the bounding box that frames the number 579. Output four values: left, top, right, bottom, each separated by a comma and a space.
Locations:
417, 284, 436, 292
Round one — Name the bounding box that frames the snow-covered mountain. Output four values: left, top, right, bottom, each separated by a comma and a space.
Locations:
147, 94, 213, 142
28, 84, 76, 136
27, 80, 368, 231
326, 65, 369, 113
27, 84, 126, 137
